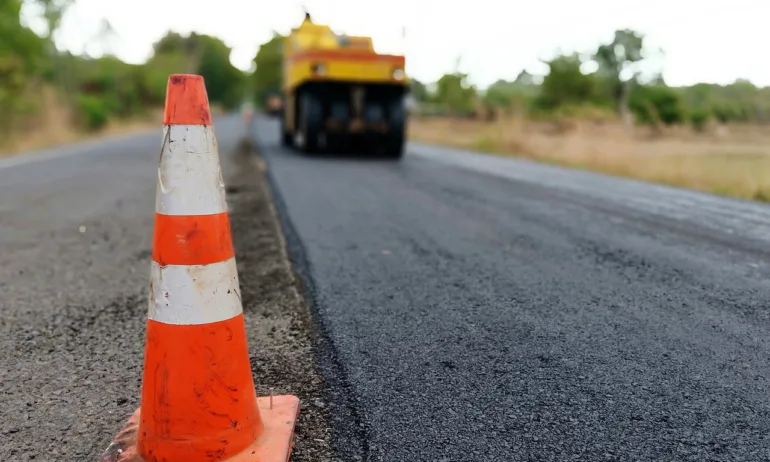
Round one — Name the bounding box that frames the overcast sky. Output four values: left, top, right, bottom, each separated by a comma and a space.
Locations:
21, 0, 770, 88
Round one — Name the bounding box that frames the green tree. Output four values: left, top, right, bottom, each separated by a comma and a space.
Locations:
0, 0, 47, 134
629, 84, 685, 126
251, 33, 284, 107
152, 31, 202, 73
33, 0, 76, 102
482, 72, 539, 114
593, 29, 645, 121
409, 78, 428, 102
34, 0, 75, 43
1, 0, 46, 72
149, 32, 246, 110
533, 53, 602, 112
197, 36, 245, 110
484, 79, 517, 110
434, 72, 477, 115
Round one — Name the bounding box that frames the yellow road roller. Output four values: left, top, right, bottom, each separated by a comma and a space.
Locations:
280, 12, 409, 158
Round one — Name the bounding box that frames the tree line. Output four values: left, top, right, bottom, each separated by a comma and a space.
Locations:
2, 0, 249, 142
252, 29, 770, 131
4, 0, 768, 147
407, 30, 770, 130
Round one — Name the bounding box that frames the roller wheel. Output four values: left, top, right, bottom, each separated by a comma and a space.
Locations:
279, 108, 292, 147
384, 97, 406, 159
296, 90, 323, 154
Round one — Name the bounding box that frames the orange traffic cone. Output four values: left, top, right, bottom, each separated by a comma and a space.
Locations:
99, 74, 300, 462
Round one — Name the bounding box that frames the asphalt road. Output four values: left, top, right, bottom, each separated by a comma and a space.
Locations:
0, 116, 332, 461
255, 115, 770, 461
4, 113, 770, 461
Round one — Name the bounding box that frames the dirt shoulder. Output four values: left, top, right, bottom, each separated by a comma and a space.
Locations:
227, 139, 337, 462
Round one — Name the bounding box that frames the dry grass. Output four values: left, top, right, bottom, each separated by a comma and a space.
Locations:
408, 116, 770, 202
1, 88, 162, 158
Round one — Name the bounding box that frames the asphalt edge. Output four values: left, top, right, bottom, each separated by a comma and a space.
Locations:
249, 121, 371, 461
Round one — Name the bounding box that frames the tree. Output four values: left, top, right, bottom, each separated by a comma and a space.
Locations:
482, 73, 539, 114
33, 0, 76, 103
150, 32, 246, 110
196, 35, 245, 110
514, 70, 535, 86
251, 33, 284, 107
34, 0, 75, 43
1, 0, 46, 72
629, 84, 685, 126
0, 0, 47, 133
434, 72, 477, 115
409, 79, 428, 102
593, 29, 645, 123
152, 31, 204, 74
533, 53, 602, 111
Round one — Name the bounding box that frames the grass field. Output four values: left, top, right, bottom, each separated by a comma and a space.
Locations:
408, 116, 770, 202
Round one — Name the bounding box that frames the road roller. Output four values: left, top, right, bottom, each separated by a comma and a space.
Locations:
280, 12, 408, 158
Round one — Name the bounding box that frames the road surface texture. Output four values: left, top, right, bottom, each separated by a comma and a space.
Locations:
254, 114, 770, 462
0, 115, 335, 461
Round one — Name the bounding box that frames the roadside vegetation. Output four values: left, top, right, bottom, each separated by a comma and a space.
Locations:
249, 28, 770, 201
404, 31, 770, 202
5, 1, 770, 202
1, 0, 247, 154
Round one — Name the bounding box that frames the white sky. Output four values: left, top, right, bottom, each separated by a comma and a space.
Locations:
21, 0, 770, 88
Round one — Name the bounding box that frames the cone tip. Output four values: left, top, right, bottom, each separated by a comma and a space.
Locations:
163, 74, 212, 126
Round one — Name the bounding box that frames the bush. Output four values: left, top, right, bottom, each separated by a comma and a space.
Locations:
77, 95, 110, 132
629, 84, 685, 125
532, 54, 606, 112
712, 103, 749, 123
688, 108, 711, 131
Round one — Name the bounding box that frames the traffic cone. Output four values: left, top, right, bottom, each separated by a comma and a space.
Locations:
99, 74, 300, 462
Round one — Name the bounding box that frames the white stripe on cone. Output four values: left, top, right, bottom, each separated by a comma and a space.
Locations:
149, 258, 243, 325
156, 125, 227, 216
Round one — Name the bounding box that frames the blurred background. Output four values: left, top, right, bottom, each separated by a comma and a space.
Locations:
4, 0, 770, 199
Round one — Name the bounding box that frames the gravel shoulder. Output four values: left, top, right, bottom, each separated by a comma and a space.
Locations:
227, 139, 337, 462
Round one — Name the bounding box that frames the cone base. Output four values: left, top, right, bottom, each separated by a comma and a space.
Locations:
99, 395, 300, 462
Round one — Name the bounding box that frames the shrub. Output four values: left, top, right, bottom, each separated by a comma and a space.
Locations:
629, 84, 685, 125
77, 95, 110, 132
688, 108, 711, 131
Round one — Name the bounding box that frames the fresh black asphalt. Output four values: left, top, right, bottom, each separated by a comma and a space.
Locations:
255, 115, 770, 461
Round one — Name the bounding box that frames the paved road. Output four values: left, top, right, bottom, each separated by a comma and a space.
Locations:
0, 116, 333, 462
255, 115, 770, 461
0, 124, 170, 461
